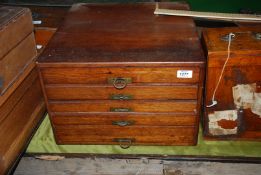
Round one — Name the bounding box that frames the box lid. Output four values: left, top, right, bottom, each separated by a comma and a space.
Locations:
37, 2, 205, 67
203, 27, 261, 67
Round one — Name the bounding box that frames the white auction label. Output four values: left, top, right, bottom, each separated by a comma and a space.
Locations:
177, 70, 193, 78
33, 20, 42, 25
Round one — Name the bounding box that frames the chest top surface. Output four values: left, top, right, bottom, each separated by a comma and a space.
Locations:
203, 27, 261, 54
203, 27, 261, 67
38, 2, 205, 65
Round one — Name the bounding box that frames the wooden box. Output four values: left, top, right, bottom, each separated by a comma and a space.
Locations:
203, 27, 261, 140
37, 2, 205, 147
0, 6, 36, 95
0, 6, 46, 174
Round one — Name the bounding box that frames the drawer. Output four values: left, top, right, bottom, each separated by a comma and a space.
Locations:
40, 67, 200, 84
49, 100, 197, 113
54, 125, 196, 146
46, 84, 198, 100
51, 113, 197, 126
0, 68, 38, 124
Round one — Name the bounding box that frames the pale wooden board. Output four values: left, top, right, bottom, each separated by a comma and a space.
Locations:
14, 157, 163, 175
154, 9, 261, 22
14, 157, 261, 175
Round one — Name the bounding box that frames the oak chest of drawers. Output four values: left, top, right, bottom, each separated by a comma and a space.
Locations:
37, 2, 205, 147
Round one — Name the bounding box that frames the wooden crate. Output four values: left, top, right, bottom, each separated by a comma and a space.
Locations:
203, 27, 261, 140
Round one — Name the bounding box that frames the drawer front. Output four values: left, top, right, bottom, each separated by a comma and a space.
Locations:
46, 84, 198, 100
0, 33, 36, 94
54, 125, 196, 145
40, 67, 200, 84
0, 68, 38, 124
52, 113, 197, 126
49, 100, 197, 113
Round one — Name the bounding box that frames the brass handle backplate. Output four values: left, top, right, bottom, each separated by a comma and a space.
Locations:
108, 77, 132, 89
112, 120, 135, 126
110, 94, 133, 100
220, 33, 235, 41
110, 107, 132, 112
113, 138, 135, 149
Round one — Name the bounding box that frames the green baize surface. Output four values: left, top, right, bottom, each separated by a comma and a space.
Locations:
26, 115, 261, 157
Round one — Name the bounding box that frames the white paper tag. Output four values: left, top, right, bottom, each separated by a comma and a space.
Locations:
177, 70, 193, 78
33, 20, 42, 25
36, 45, 43, 49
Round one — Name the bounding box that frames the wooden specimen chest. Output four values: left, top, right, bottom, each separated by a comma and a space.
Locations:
37, 2, 205, 147
203, 27, 261, 140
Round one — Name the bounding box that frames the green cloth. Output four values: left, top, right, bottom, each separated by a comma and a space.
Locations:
175, 0, 261, 13
27, 115, 261, 157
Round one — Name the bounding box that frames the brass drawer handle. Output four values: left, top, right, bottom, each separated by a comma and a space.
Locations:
108, 77, 132, 89
110, 94, 133, 100
110, 107, 132, 112
112, 120, 135, 126
254, 32, 261, 40
113, 138, 135, 149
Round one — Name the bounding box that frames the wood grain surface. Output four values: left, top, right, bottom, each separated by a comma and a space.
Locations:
37, 3, 205, 64
0, 6, 33, 59
0, 68, 46, 174
0, 33, 37, 94
46, 84, 198, 100
54, 125, 196, 145
49, 100, 197, 113
37, 2, 205, 146
51, 113, 197, 126
203, 27, 261, 141
40, 67, 200, 84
